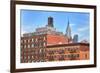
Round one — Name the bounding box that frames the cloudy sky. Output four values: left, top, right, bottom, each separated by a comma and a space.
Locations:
21, 9, 90, 42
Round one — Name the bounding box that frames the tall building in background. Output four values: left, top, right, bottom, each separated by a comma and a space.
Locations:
47, 16, 54, 27
65, 20, 72, 42
73, 34, 78, 43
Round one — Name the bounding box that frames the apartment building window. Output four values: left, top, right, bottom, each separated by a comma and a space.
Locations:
85, 54, 87, 59
49, 56, 54, 61
67, 48, 77, 53
28, 56, 30, 60
59, 55, 65, 60
28, 39, 30, 43
29, 60, 32, 63
24, 45, 26, 48
32, 38, 34, 42
21, 40, 23, 43
75, 48, 78, 52
24, 40, 26, 43
67, 48, 70, 51
24, 56, 26, 59
32, 55, 34, 58
31, 44, 34, 48
34, 43, 36, 48
39, 42, 42, 47
35, 38, 38, 42
44, 36, 46, 40
21, 45, 23, 48
68, 54, 79, 60
77, 54, 79, 58
28, 44, 30, 48
44, 42, 46, 46
39, 49, 42, 53
58, 50, 64, 54
21, 56, 23, 59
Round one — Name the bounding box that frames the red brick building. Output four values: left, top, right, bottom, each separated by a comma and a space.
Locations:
46, 43, 89, 61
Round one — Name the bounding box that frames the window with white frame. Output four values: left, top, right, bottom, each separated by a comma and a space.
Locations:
32, 44, 34, 48
28, 44, 30, 48
24, 40, 26, 43
24, 45, 26, 48
32, 38, 34, 42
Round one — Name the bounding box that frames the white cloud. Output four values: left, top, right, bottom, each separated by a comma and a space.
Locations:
70, 23, 76, 27
77, 26, 89, 32
21, 23, 46, 36
21, 29, 26, 36
21, 24, 37, 33
71, 27, 89, 42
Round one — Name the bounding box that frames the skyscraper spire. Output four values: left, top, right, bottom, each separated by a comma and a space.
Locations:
65, 19, 72, 39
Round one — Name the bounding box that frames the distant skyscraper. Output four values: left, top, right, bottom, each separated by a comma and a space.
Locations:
65, 20, 72, 39
73, 34, 78, 43
47, 16, 54, 27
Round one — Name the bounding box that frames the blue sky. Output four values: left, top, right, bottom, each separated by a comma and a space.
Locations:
21, 9, 90, 42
